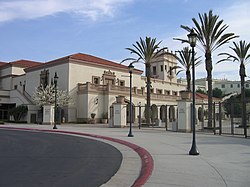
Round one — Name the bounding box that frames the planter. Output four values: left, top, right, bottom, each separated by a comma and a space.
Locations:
180, 90, 191, 100
101, 119, 108, 124
90, 119, 96, 124
116, 95, 125, 104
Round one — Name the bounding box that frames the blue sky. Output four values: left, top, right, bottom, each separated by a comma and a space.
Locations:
0, 0, 249, 80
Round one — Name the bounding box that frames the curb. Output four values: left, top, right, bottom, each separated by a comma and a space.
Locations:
0, 126, 153, 187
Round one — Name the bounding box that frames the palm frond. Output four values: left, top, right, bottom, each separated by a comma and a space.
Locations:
120, 57, 137, 64
123, 36, 166, 69
217, 40, 250, 65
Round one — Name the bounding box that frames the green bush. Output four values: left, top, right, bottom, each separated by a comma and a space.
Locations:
9, 105, 28, 122
4, 120, 27, 123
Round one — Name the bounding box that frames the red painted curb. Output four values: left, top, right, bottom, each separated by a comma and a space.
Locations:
0, 126, 153, 187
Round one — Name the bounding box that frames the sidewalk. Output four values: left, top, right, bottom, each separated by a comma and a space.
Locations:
1, 123, 250, 187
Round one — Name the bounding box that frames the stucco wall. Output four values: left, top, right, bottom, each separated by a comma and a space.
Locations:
25, 63, 69, 97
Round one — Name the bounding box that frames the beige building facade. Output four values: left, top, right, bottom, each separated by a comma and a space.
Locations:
0, 52, 186, 124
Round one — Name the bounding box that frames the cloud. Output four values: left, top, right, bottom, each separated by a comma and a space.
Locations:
0, 0, 132, 22
171, 1, 250, 81
220, 1, 250, 40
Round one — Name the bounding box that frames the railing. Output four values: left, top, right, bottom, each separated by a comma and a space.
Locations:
23, 90, 35, 104
78, 82, 181, 101
0, 90, 10, 97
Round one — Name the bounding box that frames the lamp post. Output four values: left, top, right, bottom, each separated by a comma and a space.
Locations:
188, 29, 199, 155
53, 72, 58, 129
138, 102, 141, 129
128, 63, 134, 137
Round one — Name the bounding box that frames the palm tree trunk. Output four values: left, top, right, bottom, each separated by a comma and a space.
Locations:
205, 52, 213, 128
240, 63, 247, 137
146, 63, 151, 126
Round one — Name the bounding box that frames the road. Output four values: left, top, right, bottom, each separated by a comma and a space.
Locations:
0, 129, 122, 187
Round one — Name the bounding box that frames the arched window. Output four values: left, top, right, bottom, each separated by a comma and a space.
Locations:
169, 106, 175, 122
160, 105, 166, 122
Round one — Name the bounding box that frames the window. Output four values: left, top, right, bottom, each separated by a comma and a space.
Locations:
150, 88, 154, 93
172, 91, 177, 96
153, 66, 157, 75
156, 89, 162, 94
165, 65, 167, 71
165, 90, 170, 95
238, 84, 240, 88
246, 84, 249, 88
230, 84, 233, 88
221, 84, 225, 88
161, 65, 163, 72
14, 85, 17, 89
119, 80, 125, 87
169, 67, 173, 76
92, 76, 100, 84
40, 69, 49, 87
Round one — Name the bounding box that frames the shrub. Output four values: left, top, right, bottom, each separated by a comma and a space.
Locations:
9, 105, 28, 122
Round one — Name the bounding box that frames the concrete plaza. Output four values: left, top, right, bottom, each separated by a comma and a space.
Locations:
1, 123, 249, 187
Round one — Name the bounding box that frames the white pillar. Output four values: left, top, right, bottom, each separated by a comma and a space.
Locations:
43, 105, 54, 125
177, 100, 192, 132
111, 95, 127, 128
113, 103, 127, 127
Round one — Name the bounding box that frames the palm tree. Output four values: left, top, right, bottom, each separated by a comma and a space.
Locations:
123, 37, 167, 126
176, 10, 238, 128
218, 40, 250, 137
173, 47, 202, 91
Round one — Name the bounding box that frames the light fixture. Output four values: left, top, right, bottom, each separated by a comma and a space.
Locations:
187, 29, 197, 48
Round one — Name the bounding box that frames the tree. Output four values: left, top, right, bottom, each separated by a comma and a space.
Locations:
176, 10, 238, 128
246, 89, 250, 98
223, 90, 250, 118
218, 40, 250, 135
223, 95, 241, 117
9, 105, 28, 121
123, 37, 167, 125
32, 84, 72, 107
173, 47, 202, 91
212, 88, 223, 98
196, 89, 207, 95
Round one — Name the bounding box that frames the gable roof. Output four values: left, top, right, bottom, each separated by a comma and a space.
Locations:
10, 60, 42, 68
69, 53, 143, 74
71, 53, 127, 69
0, 61, 6, 66
25, 53, 143, 74
0, 59, 42, 69
196, 92, 221, 102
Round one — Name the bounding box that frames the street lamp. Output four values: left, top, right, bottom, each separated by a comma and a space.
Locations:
128, 63, 134, 137
188, 29, 199, 155
53, 72, 58, 129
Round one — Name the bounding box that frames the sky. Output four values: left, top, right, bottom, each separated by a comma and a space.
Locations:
0, 0, 249, 81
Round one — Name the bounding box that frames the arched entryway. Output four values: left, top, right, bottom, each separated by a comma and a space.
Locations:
160, 105, 167, 122
169, 105, 176, 122
151, 104, 158, 123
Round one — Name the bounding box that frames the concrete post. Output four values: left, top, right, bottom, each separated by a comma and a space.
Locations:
178, 92, 192, 132
43, 105, 54, 125
112, 96, 127, 128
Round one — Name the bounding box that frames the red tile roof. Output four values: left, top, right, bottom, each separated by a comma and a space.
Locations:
69, 53, 143, 74
0, 61, 6, 66
9, 60, 41, 68
26, 53, 143, 74
196, 92, 221, 101
70, 53, 127, 69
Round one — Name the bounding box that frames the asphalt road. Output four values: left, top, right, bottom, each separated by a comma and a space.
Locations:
0, 129, 122, 187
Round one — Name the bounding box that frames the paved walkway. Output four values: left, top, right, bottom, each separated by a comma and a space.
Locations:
1, 123, 250, 187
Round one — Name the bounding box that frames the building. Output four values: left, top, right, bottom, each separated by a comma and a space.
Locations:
213, 79, 250, 94
0, 52, 186, 124
195, 78, 250, 95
